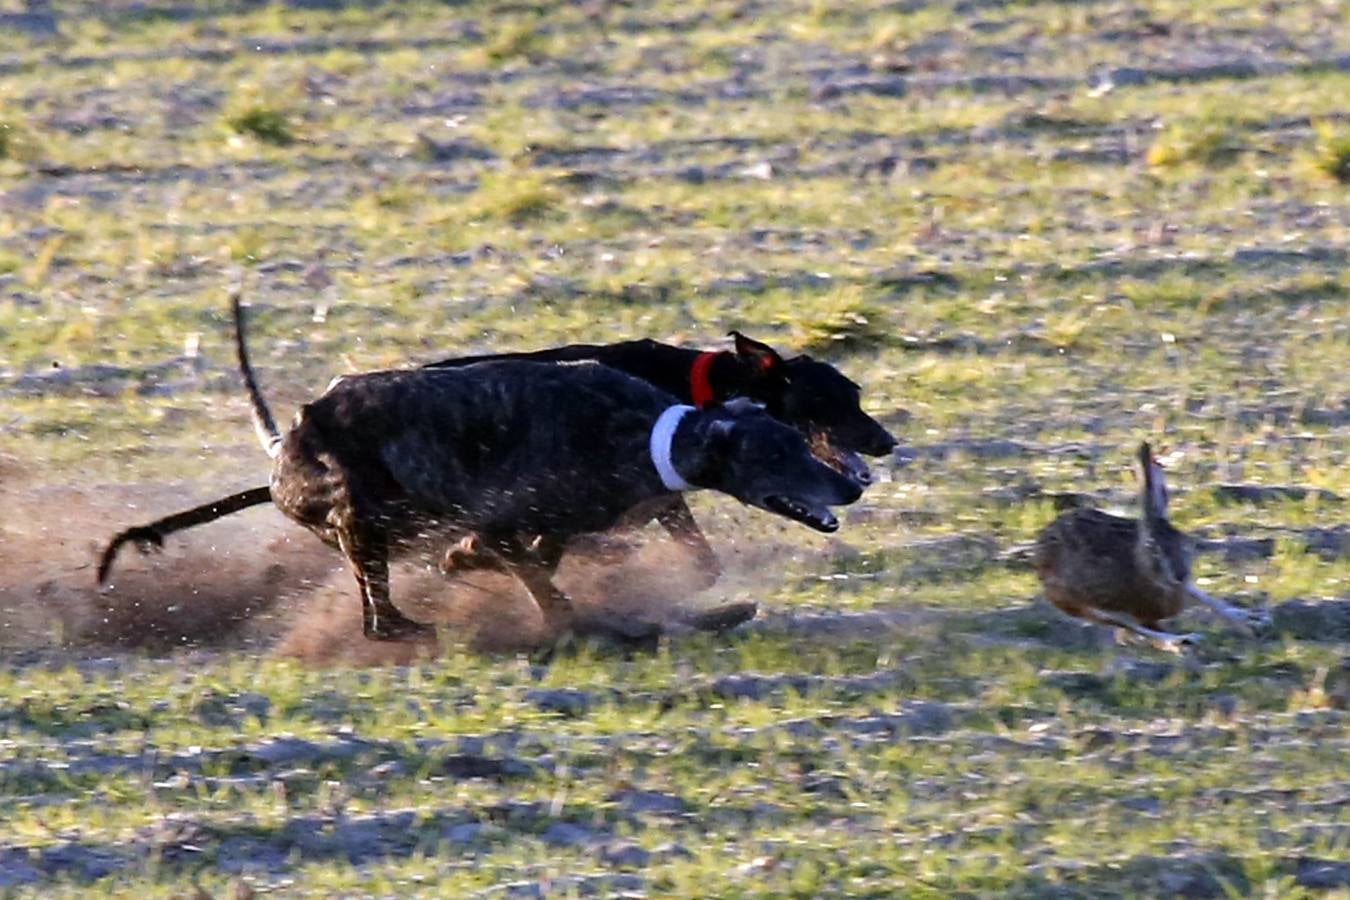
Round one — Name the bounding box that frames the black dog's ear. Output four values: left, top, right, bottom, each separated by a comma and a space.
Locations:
722, 397, 766, 415
705, 418, 738, 457
729, 331, 786, 374
708, 418, 737, 443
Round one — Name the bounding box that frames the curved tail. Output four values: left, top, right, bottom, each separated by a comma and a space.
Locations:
97, 485, 273, 584
231, 291, 282, 459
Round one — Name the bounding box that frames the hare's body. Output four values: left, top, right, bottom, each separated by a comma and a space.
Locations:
1033, 443, 1268, 652
1034, 508, 1189, 628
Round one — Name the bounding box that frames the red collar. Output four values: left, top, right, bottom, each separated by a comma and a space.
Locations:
689, 351, 720, 408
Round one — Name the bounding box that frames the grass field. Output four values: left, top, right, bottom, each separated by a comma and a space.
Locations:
1, 0, 1349, 895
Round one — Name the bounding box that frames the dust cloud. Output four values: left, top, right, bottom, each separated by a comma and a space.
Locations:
0, 462, 338, 653
0, 460, 814, 666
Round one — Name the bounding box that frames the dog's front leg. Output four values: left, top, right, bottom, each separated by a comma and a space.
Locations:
655, 497, 722, 588
338, 527, 437, 642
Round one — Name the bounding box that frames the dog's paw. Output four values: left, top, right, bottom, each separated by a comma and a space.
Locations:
680, 601, 757, 633
1140, 630, 1200, 655
1217, 604, 1272, 638
573, 610, 663, 642
365, 616, 438, 642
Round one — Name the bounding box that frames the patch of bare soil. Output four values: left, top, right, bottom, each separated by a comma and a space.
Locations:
0, 468, 338, 652
274, 526, 824, 666
0, 464, 827, 664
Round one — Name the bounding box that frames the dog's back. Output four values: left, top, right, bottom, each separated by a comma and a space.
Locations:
277, 361, 676, 540
427, 337, 896, 461
426, 340, 695, 401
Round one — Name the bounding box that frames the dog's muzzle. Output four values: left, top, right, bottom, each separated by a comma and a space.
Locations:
763, 495, 839, 533
833, 447, 874, 487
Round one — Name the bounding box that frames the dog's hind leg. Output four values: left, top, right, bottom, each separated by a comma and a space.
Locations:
338, 527, 436, 642
437, 534, 509, 578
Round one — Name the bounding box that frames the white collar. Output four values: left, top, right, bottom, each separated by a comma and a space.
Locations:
649, 405, 697, 491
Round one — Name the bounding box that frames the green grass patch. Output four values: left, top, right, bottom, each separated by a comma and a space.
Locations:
225, 105, 297, 147
1310, 120, 1350, 183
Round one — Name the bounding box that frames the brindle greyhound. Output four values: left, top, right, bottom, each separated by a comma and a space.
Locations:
101, 295, 862, 642
100, 327, 895, 589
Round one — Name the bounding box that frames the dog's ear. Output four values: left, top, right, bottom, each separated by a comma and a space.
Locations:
707, 418, 736, 443
688, 417, 738, 484
729, 331, 785, 375
722, 397, 766, 415
704, 418, 738, 458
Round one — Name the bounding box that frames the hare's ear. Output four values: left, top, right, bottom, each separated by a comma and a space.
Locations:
1138, 442, 1169, 516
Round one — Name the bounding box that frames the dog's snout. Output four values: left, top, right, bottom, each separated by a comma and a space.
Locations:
837, 420, 898, 459
868, 427, 899, 457
837, 471, 864, 505
843, 454, 874, 487
825, 445, 873, 488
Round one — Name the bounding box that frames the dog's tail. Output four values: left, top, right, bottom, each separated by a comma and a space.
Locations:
231, 291, 283, 459
97, 485, 274, 585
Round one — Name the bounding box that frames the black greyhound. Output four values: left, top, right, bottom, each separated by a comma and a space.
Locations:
427, 333, 898, 468
102, 295, 861, 641
423, 333, 895, 577
100, 328, 896, 586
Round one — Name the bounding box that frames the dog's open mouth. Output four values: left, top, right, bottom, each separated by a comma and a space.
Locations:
834, 449, 873, 486
808, 435, 873, 487
763, 495, 839, 532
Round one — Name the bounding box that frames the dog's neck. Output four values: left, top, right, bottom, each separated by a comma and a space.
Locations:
688, 351, 748, 408
649, 405, 699, 491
